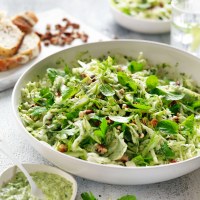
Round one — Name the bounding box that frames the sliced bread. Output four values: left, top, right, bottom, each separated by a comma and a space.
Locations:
0, 20, 24, 57
0, 32, 41, 71
12, 11, 38, 33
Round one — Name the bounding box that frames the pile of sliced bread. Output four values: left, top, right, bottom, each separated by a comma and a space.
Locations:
0, 11, 41, 71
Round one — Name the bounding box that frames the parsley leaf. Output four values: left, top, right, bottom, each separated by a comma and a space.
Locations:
146, 75, 158, 90
160, 142, 175, 160
94, 118, 108, 142
181, 114, 195, 134
81, 192, 97, 200
128, 60, 144, 73
117, 72, 137, 92
157, 120, 178, 134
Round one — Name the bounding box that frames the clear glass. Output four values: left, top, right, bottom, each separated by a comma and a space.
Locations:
170, 0, 200, 57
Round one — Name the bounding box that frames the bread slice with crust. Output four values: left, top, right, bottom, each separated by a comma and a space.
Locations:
0, 32, 41, 71
0, 20, 24, 57
12, 11, 38, 33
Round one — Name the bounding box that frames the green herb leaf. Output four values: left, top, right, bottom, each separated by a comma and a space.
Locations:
181, 114, 195, 133
146, 75, 158, 90
99, 84, 115, 96
128, 60, 144, 73
118, 195, 137, 200
117, 72, 129, 85
157, 120, 178, 135
38, 88, 54, 107
160, 142, 175, 160
192, 101, 200, 110
132, 103, 151, 110
117, 72, 137, 92
66, 111, 79, 120
100, 118, 108, 135
62, 87, 78, 100
93, 118, 108, 142
132, 155, 148, 166
30, 106, 47, 117
169, 102, 180, 115
81, 192, 98, 200
64, 64, 71, 75
47, 68, 58, 83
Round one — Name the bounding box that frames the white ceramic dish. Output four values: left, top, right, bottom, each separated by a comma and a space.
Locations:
0, 164, 77, 200
12, 40, 200, 185
109, 0, 170, 34
0, 8, 108, 92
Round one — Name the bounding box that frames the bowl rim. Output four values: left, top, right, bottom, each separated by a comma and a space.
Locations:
109, 0, 171, 24
0, 163, 77, 200
12, 39, 200, 171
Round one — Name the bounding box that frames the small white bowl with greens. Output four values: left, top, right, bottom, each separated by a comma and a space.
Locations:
0, 164, 77, 200
12, 40, 200, 185
109, 0, 171, 33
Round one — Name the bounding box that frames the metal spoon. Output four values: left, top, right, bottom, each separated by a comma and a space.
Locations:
0, 140, 45, 199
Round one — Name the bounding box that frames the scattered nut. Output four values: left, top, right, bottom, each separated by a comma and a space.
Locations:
37, 17, 89, 47
150, 118, 158, 127
96, 144, 108, 155
58, 144, 67, 152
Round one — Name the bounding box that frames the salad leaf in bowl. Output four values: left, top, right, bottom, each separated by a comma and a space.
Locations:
109, 0, 171, 33
12, 40, 200, 185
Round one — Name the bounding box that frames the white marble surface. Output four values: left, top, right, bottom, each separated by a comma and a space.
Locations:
0, 0, 200, 199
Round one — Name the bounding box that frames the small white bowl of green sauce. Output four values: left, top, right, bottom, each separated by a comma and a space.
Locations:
0, 164, 77, 200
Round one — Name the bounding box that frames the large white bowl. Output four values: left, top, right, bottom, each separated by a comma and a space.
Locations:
12, 40, 200, 185
0, 164, 77, 200
109, 0, 170, 34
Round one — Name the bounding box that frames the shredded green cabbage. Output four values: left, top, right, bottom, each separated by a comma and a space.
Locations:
19, 53, 200, 166
112, 0, 171, 20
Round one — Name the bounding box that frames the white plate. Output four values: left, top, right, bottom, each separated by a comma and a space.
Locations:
12, 40, 200, 185
0, 8, 108, 92
109, 0, 170, 34
0, 163, 77, 200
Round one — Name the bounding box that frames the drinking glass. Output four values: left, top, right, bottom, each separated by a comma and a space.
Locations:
171, 0, 200, 57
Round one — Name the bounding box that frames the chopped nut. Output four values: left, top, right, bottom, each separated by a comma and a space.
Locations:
118, 154, 129, 163
96, 144, 107, 155
119, 88, 125, 94
58, 144, 67, 152
106, 117, 113, 124
139, 133, 144, 138
71, 23, 80, 29
55, 24, 62, 30
37, 17, 89, 47
172, 116, 179, 123
122, 104, 128, 109
46, 24, 51, 31
50, 36, 59, 45
169, 100, 177, 107
84, 110, 94, 114
80, 33, 88, 43
44, 40, 50, 46
150, 118, 158, 127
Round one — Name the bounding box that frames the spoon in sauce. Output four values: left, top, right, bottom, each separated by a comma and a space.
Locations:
0, 140, 45, 199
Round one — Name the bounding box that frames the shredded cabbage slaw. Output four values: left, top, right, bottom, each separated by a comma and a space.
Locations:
112, 0, 171, 21
19, 53, 200, 167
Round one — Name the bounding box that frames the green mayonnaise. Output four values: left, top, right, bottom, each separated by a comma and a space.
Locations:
0, 171, 73, 200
